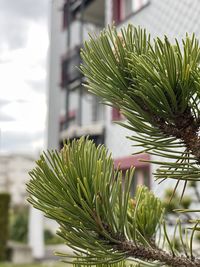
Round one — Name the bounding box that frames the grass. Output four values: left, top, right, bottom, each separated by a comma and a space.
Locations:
1, 263, 69, 267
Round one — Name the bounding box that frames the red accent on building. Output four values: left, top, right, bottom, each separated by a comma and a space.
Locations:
112, 0, 121, 24
112, 107, 123, 121
114, 153, 150, 170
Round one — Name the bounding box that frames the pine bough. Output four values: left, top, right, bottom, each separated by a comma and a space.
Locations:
27, 25, 200, 267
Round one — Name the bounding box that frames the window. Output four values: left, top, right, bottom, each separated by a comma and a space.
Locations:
59, 110, 77, 131
114, 154, 151, 197
112, 0, 150, 24
129, 167, 150, 196
91, 96, 104, 122
124, 0, 133, 18
62, 2, 68, 29
62, 0, 94, 30
62, 0, 78, 30
60, 47, 82, 88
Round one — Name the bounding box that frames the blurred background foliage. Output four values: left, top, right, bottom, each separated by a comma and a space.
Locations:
9, 206, 62, 245
0, 193, 10, 261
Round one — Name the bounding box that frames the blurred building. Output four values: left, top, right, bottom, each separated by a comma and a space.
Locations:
0, 154, 35, 206
0, 154, 45, 259
48, 0, 151, 195
48, 0, 105, 150
47, 0, 200, 196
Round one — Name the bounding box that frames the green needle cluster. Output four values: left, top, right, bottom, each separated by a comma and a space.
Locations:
27, 25, 200, 266
27, 137, 163, 265
131, 186, 163, 240
80, 25, 200, 184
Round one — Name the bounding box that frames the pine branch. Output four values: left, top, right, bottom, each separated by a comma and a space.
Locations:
27, 25, 200, 267
118, 241, 200, 267
81, 25, 200, 184
27, 138, 200, 267
153, 107, 200, 162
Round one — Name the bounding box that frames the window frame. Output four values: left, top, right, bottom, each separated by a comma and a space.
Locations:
59, 110, 77, 131
112, 0, 150, 26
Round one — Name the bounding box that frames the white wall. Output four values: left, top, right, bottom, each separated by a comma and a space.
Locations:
68, 21, 101, 49
0, 155, 36, 206
48, 2, 105, 148
47, 0, 66, 149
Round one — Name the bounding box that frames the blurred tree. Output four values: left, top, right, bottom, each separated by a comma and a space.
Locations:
0, 193, 10, 261
10, 207, 28, 244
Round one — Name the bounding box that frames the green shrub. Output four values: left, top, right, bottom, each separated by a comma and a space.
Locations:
10, 207, 63, 245
0, 193, 10, 261
44, 229, 63, 245
10, 207, 28, 243
163, 189, 192, 213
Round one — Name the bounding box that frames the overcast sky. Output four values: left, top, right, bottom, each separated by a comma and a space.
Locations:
0, 0, 49, 154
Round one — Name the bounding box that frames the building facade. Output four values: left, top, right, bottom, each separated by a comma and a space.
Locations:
0, 154, 36, 206
0, 154, 44, 259
48, 0, 105, 151
47, 0, 200, 197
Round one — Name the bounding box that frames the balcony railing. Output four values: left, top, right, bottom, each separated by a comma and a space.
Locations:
60, 46, 82, 89
60, 21, 102, 89
62, 0, 104, 29
59, 110, 77, 131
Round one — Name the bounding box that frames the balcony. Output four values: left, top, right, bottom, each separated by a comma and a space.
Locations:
59, 122, 105, 148
59, 94, 105, 146
60, 46, 83, 89
80, 0, 105, 26
63, 0, 105, 29
59, 110, 77, 132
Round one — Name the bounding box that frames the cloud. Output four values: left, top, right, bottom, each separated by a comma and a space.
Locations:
0, 0, 49, 51
0, 130, 44, 153
0, 99, 10, 107
1, 99, 46, 132
0, 112, 15, 122
26, 80, 46, 94
0, 0, 49, 21
0, 0, 48, 153
0, 18, 28, 51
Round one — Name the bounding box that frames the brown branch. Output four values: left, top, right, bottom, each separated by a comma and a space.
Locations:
118, 240, 200, 267
112, 105, 200, 266
125, 107, 200, 266
103, 227, 200, 267
153, 107, 200, 163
